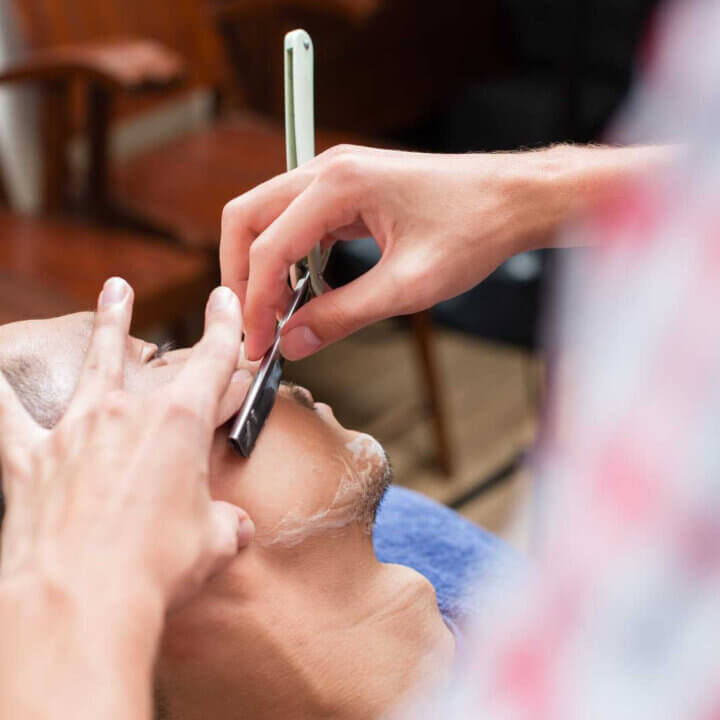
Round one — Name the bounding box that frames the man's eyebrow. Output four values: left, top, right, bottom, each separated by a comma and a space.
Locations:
279, 380, 314, 410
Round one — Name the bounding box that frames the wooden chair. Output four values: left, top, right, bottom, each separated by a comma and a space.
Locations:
0, 212, 215, 332
4, 0, 453, 473
5, 0, 361, 244
0, 56, 215, 334
211, 0, 502, 138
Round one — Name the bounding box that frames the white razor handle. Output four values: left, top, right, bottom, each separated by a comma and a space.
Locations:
284, 29, 326, 296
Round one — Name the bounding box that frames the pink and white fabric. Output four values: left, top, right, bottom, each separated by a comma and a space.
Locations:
395, 1, 720, 717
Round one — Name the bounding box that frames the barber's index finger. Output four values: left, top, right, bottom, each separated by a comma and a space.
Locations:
220, 170, 314, 301
244, 180, 352, 359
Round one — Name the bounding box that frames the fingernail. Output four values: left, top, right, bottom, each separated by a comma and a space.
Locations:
236, 516, 255, 549
208, 286, 236, 312
280, 326, 322, 360
99, 277, 129, 307
231, 369, 253, 384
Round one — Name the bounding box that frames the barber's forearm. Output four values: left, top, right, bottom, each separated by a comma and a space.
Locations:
0, 574, 163, 720
502, 144, 675, 256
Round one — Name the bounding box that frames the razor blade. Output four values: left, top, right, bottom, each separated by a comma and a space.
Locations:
228, 272, 311, 456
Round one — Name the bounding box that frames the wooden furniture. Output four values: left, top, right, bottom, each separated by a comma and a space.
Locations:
6, 0, 365, 246
0, 212, 214, 332
211, 0, 502, 138
4, 0, 454, 473
0, 47, 215, 334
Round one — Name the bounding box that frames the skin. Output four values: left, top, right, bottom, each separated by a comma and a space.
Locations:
0, 280, 254, 720
220, 143, 673, 361
0, 308, 454, 720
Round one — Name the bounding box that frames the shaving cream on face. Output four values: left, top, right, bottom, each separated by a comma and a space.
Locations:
344, 434, 387, 480
261, 433, 389, 547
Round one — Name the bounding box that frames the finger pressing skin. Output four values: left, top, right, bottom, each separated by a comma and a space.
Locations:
208, 501, 255, 565
71, 277, 134, 408
167, 502, 254, 610
220, 170, 313, 307
173, 287, 243, 432
244, 178, 361, 359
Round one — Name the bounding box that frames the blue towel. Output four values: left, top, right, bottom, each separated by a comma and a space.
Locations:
373, 486, 515, 626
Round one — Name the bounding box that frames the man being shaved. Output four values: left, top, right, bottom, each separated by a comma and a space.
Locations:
0, 311, 461, 720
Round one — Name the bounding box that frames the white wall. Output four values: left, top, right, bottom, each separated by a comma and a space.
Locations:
0, 1, 42, 211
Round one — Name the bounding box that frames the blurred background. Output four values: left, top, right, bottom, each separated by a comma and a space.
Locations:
0, 0, 659, 547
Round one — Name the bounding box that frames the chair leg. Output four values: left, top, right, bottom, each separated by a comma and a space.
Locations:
409, 311, 453, 476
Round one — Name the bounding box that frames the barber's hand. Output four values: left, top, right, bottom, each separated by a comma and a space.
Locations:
0, 278, 254, 609
221, 145, 552, 360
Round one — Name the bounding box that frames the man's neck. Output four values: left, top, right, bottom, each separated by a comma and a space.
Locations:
157, 534, 454, 720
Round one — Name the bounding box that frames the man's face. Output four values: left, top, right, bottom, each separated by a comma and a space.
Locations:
0, 312, 390, 546
0, 312, 397, 719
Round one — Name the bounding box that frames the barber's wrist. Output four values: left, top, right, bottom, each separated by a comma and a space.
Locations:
465, 145, 575, 264
496, 145, 594, 257
0, 570, 164, 658
0, 572, 163, 718
507, 143, 674, 255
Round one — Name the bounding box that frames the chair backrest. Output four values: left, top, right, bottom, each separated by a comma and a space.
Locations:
8, 0, 235, 145
11, 0, 230, 92
210, 0, 503, 136
1, 0, 235, 211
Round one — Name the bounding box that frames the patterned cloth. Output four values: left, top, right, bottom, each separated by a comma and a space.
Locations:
393, 1, 720, 717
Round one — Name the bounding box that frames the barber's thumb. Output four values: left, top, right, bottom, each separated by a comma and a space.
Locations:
208, 501, 255, 569
279, 322, 324, 361
280, 275, 389, 360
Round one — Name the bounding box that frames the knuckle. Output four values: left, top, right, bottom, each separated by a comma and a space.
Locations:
248, 237, 270, 266
100, 392, 128, 419
163, 394, 206, 429
221, 196, 244, 230
248, 241, 287, 293
102, 366, 124, 388
321, 143, 358, 161
322, 154, 364, 188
